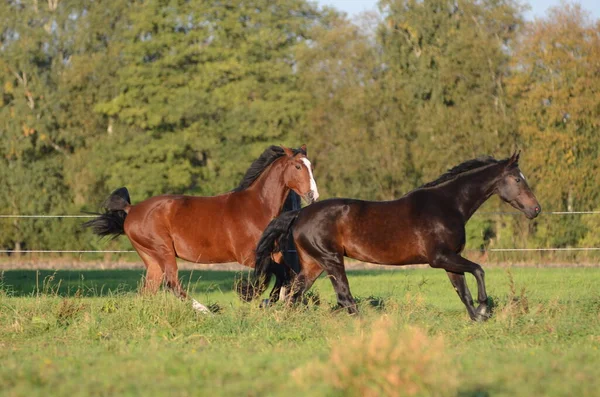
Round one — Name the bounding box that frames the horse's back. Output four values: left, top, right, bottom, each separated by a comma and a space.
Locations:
124, 195, 184, 236
126, 194, 227, 225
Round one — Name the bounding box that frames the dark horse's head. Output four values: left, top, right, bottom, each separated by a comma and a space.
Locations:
496, 151, 541, 219
281, 144, 320, 204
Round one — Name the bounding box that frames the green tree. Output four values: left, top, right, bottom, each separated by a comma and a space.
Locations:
508, 4, 600, 248
94, 0, 325, 196
0, 1, 75, 251
378, 0, 524, 179
296, 12, 421, 200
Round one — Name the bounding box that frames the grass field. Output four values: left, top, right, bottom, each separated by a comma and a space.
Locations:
1, 267, 599, 396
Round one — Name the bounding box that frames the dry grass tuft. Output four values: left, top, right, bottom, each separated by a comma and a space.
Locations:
495, 269, 530, 323
295, 318, 457, 397
55, 295, 87, 327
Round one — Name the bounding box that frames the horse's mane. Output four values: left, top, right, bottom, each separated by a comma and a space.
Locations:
233, 145, 306, 192
419, 156, 504, 189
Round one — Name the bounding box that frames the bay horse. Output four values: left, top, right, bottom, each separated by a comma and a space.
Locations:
249, 152, 540, 321
84, 145, 319, 313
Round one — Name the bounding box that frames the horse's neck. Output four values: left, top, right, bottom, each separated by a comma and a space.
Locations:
244, 159, 290, 219
447, 164, 504, 221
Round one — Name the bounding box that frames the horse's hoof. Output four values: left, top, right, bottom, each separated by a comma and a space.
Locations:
192, 299, 213, 315
476, 304, 492, 318
471, 311, 491, 322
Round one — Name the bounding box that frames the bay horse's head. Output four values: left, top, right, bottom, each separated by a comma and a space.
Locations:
496, 151, 541, 219
281, 144, 319, 204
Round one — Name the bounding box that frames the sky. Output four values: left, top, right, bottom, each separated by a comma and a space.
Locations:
315, 0, 600, 20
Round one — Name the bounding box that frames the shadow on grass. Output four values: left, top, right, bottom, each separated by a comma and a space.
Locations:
0, 269, 243, 297
355, 295, 386, 310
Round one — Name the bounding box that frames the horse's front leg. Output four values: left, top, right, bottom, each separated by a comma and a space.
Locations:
445, 271, 478, 320
432, 250, 490, 321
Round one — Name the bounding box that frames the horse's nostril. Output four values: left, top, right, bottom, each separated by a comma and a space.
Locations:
535, 206, 540, 213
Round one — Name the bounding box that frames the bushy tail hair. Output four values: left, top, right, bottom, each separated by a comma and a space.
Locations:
236, 210, 300, 301
83, 187, 131, 239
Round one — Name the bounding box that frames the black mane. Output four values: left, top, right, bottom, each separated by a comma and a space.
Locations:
420, 156, 502, 188
233, 145, 306, 192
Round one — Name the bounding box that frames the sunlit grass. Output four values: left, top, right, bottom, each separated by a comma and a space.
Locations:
1, 268, 599, 396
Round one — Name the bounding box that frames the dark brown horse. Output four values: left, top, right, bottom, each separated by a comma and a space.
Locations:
249, 152, 540, 321
84, 145, 319, 312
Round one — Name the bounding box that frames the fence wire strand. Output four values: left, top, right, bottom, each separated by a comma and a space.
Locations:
0, 215, 96, 218
0, 250, 136, 253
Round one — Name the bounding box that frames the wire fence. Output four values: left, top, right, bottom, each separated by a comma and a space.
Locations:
0, 250, 136, 253
0, 211, 599, 255
0, 215, 97, 218
477, 211, 600, 215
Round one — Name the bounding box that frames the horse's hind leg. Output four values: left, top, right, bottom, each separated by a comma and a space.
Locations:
132, 247, 164, 294
295, 240, 357, 314
134, 243, 210, 313
163, 255, 186, 299
143, 261, 164, 295
268, 260, 291, 303
135, 243, 184, 298
306, 239, 357, 314
324, 259, 358, 315
163, 254, 210, 313
288, 258, 323, 306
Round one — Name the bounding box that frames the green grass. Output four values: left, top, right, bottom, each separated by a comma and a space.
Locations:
1, 268, 599, 396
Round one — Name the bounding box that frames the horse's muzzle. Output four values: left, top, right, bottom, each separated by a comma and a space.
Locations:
305, 190, 318, 204
525, 205, 541, 219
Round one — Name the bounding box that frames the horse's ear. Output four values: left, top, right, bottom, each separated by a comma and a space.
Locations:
300, 144, 307, 155
507, 150, 521, 167
281, 145, 294, 157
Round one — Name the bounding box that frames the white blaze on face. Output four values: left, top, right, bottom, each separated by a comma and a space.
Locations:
301, 157, 319, 201
519, 172, 526, 181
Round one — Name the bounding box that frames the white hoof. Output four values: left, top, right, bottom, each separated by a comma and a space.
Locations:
192, 299, 211, 314
279, 286, 288, 302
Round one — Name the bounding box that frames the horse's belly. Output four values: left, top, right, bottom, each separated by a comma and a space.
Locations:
344, 234, 426, 266
174, 238, 235, 264
346, 247, 425, 266
170, 219, 237, 265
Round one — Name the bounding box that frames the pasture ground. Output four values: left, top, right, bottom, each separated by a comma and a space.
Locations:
1, 267, 599, 396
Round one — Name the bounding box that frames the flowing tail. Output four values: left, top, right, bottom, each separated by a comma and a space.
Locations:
83, 187, 131, 239
236, 210, 301, 301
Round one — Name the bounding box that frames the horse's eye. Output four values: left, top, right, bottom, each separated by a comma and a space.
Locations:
515, 178, 521, 183
295, 165, 301, 170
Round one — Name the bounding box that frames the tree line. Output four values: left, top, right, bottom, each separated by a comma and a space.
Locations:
1, 0, 599, 259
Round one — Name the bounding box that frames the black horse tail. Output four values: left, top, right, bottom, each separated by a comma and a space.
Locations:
255, 210, 301, 278
83, 187, 131, 239
236, 210, 301, 302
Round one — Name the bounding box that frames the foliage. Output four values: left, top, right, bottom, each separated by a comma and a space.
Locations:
506, 4, 600, 248
0, 0, 599, 254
